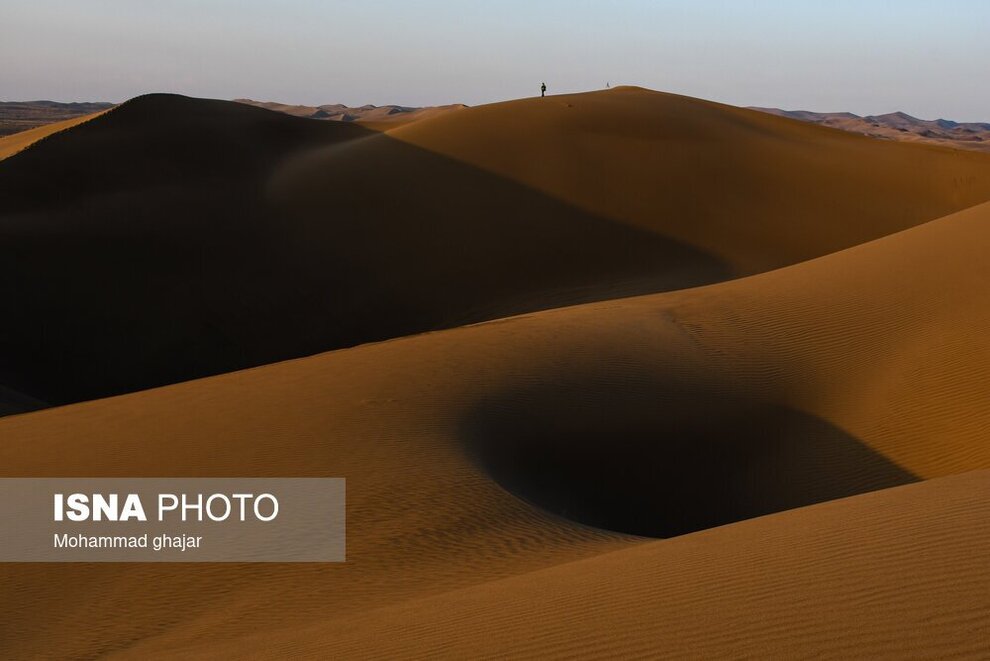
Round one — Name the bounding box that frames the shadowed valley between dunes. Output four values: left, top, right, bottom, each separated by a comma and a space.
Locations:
0, 92, 731, 407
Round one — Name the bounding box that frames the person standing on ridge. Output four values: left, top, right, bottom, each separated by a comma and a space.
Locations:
541, 82, 547, 97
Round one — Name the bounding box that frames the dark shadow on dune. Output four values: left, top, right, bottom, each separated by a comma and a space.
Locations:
0, 94, 729, 407
0, 385, 47, 417
461, 375, 919, 538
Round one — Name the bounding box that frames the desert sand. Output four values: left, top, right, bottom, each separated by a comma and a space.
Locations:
752, 107, 990, 153
234, 98, 467, 129
0, 101, 114, 137
0, 87, 988, 658
4, 88, 990, 409
0, 109, 109, 162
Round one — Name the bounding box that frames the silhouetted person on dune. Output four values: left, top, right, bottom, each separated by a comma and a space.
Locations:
541, 82, 547, 97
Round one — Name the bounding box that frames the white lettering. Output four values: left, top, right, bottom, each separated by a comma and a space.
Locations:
255, 493, 279, 521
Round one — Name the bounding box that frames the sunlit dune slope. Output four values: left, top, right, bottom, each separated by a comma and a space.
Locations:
1, 199, 989, 657
386, 85, 990, 272
355, 103, 466, 130
186, 472, 990, 660
0, 110, 108, 161
3, 89, 990, 410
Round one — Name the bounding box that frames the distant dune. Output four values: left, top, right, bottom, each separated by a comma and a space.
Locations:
1, 86, 990, 657
234, 97, 466, 128
0, 109, 109, 161
752, 106, 990, 152
0, 100, 114, 137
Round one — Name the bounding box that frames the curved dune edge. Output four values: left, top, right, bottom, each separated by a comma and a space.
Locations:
357, 103, 467, 131
0, 110, 110, 161
0, 196, 989, 656
157, 471, 990, 659
382, 86, 990, 274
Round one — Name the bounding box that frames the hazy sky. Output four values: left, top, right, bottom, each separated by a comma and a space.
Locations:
2, 1, 987, 120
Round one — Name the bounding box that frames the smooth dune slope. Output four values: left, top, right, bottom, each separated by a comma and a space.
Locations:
186, 472, 990, 660
0, 92, 719, 409
1, 199, 990, 657
10, 93, 665, 407
0, 94, 367, 407
4, 89, 990, 410
0, 101, 114, 138
355, 103, 467, 130
0, 110, 108, 161
386, 86, 990, 272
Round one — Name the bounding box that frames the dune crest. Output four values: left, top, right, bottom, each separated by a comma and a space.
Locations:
0, 110, 109, 161
386, 87, 990, 272
234, 97, 467, 129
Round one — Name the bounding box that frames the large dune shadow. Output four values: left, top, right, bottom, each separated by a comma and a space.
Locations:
0, 94, 728, 408
462, 373, 918, 537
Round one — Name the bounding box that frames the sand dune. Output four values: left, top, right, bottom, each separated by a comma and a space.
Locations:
383, 86, 990, 272
2, 194, 990, 656
2, 87, 990, 657
752, 106, 990, 152
0, 92, 724, 407
234, 98, 466, 127
0, 100, 114, 137
3, 88, 990, 411
0, 109, 109, 161
192, 471, 990, 659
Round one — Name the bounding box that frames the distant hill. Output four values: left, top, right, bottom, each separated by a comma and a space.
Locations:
234, 98, 467, 127
0, 100, 115, 136
751, 107, 990, 152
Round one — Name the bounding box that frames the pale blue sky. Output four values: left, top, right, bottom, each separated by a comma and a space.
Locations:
2, 1, 987, 120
